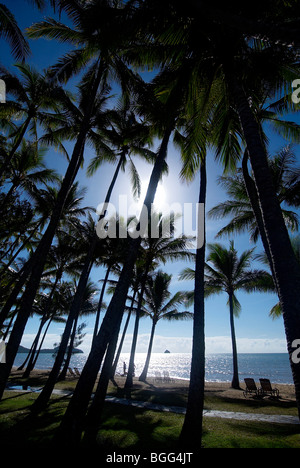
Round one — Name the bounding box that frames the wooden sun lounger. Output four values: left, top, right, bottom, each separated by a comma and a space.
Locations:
243, 378, 260, 398
259, 379, 280, 398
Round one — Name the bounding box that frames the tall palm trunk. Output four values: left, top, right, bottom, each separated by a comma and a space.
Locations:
228, 292, 240, 389
124, 265, 150, 389
31, 241, 95, 412
56, 126, 173, 445
229, 76, 300, 418
0, 115, 31, 180
242, 151, 276, 281
23, 271, 62, 378
0, 61, 104, 401
179, 158, 206, 451
111, 289, 137, 378
92, 266, 111, 347
58, 315, 78, 381
84, 323, 121, 441
31, 316, 53, 369
139, 319, 157, 382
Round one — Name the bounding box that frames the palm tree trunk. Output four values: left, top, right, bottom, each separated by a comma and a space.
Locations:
0, 115, 31, 180
17, 318, 45, 372
111, 289, 137, 378
228, 293, 240, 389
23, 271, 61, 378
125, 263, 150, 389
0, 61, 104, 401
139, 319, 157, 382
179, 158, 206, 451
84, 324, 121, 441
31, 240, 95, 412
229, 76, 300, 418
242, 151, 276, 280
58, 312, 79, 381
56, 125, 174, 445
31, 316, 53, 369
92, 266, 111, 347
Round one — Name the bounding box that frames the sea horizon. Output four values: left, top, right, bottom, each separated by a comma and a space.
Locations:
13, 352, 294, 385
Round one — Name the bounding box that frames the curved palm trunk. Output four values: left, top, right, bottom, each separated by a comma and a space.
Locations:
125, 262, 151, 389
228, 293, 240, 389
0, 115, 32, 180
58, 313, 79, 381
0, 61, 104, 401
31, 242, 95, 412
179, 159, 206, 451
92, 266, 111, 347
56, 125, 173, 445
111, 289, 137, 378
31, 316, 53, 369
18, 318, 45, 373
242, 151, 276, 281
139, 319, 157, 382
229, 76, 300, 418
23, 271, 62, 378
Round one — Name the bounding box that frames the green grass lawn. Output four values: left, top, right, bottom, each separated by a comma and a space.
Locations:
0, 389, 299, 451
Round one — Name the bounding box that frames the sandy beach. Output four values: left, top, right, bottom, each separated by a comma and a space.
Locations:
9, 367, 297, 404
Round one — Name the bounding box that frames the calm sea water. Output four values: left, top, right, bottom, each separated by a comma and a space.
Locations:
13, 352, 294, 385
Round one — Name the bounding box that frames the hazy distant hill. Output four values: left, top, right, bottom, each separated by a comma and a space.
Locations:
17, 345, 83, 354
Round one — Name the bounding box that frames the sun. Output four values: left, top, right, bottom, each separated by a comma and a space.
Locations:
154, 183, 167, 205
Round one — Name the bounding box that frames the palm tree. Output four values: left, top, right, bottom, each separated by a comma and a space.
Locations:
124, 212, 194, 389
130, 0, 300, 422
1, 141, 59, 208
208, 145, 300, 242
0, 0, 146, 401
57, 119, 179, 443
0, 180, 92, 330
0, 63, 67, 177
0, 3, 30, 61
139, 270, 192, 382
202, 241, 268, 388
58, 279, 99, 381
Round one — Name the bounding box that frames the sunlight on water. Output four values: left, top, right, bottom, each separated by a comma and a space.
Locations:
13, 352, 294, 384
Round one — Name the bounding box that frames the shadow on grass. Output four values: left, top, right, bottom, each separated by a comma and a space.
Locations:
82, 401, 183, 454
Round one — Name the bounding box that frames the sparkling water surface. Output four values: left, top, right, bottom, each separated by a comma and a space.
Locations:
13, 352, 294, 384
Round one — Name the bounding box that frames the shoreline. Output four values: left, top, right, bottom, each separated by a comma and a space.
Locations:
10, 367, 297, 402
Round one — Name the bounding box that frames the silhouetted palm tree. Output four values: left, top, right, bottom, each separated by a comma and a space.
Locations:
139, 270, 192, 382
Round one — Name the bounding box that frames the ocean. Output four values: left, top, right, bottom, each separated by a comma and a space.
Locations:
13, 352, 294, 385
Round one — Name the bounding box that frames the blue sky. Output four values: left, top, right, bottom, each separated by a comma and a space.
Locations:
1, 0, 299, 355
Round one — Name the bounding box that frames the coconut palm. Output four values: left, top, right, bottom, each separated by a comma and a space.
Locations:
124, 212, 194, 389
57, 77, 185, 442
0, 0, 150, 402
1, 141, 59, 207
209, 145, 300, 242
182, 241, 269, 389
0, 3, 30, 62
0, 180, 92, 330
129, 0, 300, 424
139, 270, 192, 382
0, 63, 67, 177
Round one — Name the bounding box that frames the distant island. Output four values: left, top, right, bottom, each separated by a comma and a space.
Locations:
164, 350, 171, 354
17, 345, 83, 354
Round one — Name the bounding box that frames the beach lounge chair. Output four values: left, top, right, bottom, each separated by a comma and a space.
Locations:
259, 379, 280, 398
154, 371, 162, 383
74, 367, 81, 377
243, 378, 260, 398
68, 367, 76, 377
163, 371, 172, 383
